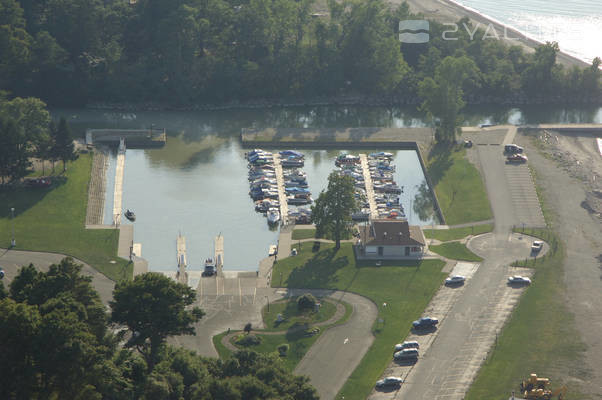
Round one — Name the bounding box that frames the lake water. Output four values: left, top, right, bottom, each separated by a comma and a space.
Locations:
453, 0, 602, 63
54, 105, 602, 271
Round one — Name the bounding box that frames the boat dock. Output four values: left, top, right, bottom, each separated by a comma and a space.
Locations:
273, 154, 289, 225
112, 138, 126, 225
214, 234, 224, 276
86, 128, 166, 148
359, 154, 378, 220
176, 234, 188, 285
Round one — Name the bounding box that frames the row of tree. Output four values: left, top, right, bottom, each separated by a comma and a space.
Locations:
0, 95, 76, 184
0, 0, 600, 107
0, 259, 319, 399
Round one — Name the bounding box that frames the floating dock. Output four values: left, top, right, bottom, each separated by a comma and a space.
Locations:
359, 154, 378, 220
214, 234, 224, 276
273, 154, 289, 225
176, 234, 188, 285
112, 138, 126, 225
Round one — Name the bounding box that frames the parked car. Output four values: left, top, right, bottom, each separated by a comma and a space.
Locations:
394, 341, 419, 352
375, 376, 404, 388
508, 276, 531, 285
504, 144, 523, 154
412, 317, 439, 330
445, 275, 466, 285
531, 240, 543, 252
393, 348, 419, 360
507, 154, 528, 163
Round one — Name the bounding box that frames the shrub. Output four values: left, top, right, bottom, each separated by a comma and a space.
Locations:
277, 343, 289, 356
236, 334, 262, 347
297, 293, 318, 311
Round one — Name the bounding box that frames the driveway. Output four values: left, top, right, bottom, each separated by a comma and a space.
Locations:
0, 248, 115, 305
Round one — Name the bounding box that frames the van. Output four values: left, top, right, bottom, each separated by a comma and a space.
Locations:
504, 144, 523, 154
393, 348, 419, 360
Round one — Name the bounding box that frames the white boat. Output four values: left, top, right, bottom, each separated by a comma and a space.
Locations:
267, 208, 280, 224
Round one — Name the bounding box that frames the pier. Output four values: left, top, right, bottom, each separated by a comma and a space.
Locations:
359, 154, 378, 220
176, 234, 188, 285
86, 128, 166, 148
112, 138, 126, 225
273, 154, 289, 225
214, 234, 224, 276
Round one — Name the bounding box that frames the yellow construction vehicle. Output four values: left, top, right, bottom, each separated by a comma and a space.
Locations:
521, 374, 551, 392
522, 385, 567, 399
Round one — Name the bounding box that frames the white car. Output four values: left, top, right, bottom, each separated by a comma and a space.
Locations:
394, 341, 419, 352
508, 276, 531, 285
375, 376, 404, 388
531, 241, 543, 252
445, 275, 466, 285
393, 348, 419, 360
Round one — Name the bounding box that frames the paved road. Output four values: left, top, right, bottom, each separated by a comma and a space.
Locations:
294, 290, 377, 400
0, 248, 115, 305
171, 281, 378, 400
371, 126, 547, 399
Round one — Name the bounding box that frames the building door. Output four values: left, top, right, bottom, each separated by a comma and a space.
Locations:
378, 247, 384, 256
405, 246, 410, 256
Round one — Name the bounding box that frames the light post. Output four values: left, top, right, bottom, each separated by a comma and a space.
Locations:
10, 207, 15, 247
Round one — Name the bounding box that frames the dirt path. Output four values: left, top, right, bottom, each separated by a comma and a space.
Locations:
518, 133, 602, 397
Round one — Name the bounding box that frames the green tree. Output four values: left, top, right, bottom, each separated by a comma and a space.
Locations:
110, 273, 205, 371
52, 116, 77, 171
418, 55, 479, 143
0, 116, 30, 183
297, 293, 317, 311
521, 42, 560, 96
311, 171, 358, 249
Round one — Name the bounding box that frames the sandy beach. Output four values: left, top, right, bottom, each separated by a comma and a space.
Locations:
399, 0, 588, 67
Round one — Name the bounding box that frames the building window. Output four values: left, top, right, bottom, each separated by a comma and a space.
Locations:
411, 247, 420, 252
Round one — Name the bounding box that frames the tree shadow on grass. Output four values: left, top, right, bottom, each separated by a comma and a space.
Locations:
0, 177, 67, 218
286, 248, 349, 289
427, 143, 455, 186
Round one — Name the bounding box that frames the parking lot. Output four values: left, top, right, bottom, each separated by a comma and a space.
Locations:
504, 163, 546, 227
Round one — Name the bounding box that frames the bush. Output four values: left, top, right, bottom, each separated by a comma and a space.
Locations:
235, 334, 262, 347
277, 343, 289, 356
297, 293, 317, 311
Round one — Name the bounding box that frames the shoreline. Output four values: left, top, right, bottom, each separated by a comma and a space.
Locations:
400, 0, 589, 68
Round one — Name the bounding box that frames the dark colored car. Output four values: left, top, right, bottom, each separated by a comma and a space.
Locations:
412, 317, 439, 329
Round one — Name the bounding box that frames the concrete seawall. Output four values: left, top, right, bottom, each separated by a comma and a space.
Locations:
85, 148, 109, 226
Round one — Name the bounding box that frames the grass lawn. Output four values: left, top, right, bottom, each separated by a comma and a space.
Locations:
292, 228, 316, 240
231, 330, 322, 371
427, 145, 492, 225
262, 297, 337, 332
423, 223, 494, 241
213, 332, 233, 360
271, 243, 446, 400
429, 241, 483, 262
465, 228, 585, 400
0, 154, 131, 281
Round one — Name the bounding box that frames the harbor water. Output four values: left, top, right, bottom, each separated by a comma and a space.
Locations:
55, 105, 602, 271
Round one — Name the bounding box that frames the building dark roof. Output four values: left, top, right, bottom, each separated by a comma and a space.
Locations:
359, 219, 425, 247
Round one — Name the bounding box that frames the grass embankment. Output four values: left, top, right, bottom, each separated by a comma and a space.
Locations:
427, 145, 492, 225
214, 299, 352, 371
0, 154, 131, 281
291, 227, 352, 241
272, 243, 446, 400
262, 298, 337, 332
429, 241, 483, 262
424, 223, 493, 241
465, 228, 585, 400
292, 228, 316, 241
